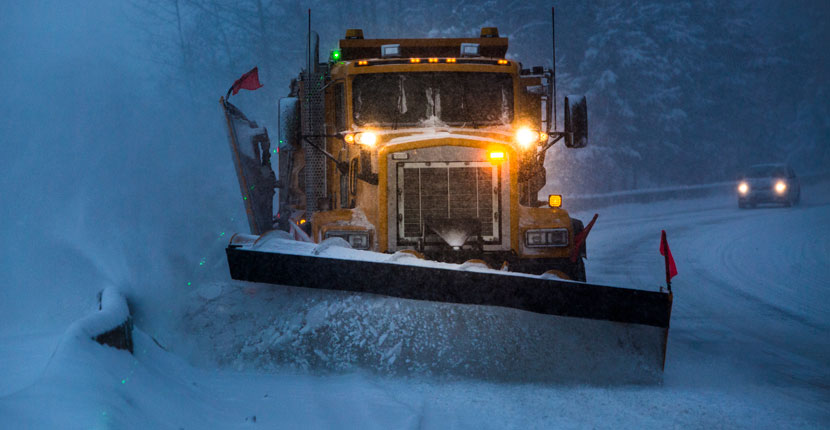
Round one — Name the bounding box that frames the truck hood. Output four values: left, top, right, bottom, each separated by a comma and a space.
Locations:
383, 129, 512, 148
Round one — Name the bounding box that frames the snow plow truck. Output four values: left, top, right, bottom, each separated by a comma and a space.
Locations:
220, 21, 673, 383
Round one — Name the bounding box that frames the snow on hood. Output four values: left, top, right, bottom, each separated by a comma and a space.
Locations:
384, 130, 509, 148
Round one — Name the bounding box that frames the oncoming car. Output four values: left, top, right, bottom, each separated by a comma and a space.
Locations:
737, 163, 801, 208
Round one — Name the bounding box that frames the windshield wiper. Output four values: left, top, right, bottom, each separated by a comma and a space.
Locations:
393, 74, 407, 130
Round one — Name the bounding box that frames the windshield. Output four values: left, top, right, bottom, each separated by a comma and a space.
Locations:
352, 72, 513, 127
745, 165, 787, 178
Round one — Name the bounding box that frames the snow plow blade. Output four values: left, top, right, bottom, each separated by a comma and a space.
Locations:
225, 234, 673, 383
220, 97, 278, 236
226, 245, 670, 327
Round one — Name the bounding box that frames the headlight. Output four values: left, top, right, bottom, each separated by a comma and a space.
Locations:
738, 182, 749, 194
525, 228, 569, 248
324, 230, 370, 250
355, 131, 377, 147
775, 180, 787, 194
515, 127, 539, 149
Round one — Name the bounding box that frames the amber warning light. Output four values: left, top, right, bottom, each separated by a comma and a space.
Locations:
548, 194, 562, 208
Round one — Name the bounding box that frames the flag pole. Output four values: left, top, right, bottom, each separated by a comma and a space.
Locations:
551, 6, 557, 131
662, 230, 672, 292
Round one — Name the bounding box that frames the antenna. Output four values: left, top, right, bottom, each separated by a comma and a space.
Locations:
552, 6, 557, 131
307, 9, 311, 73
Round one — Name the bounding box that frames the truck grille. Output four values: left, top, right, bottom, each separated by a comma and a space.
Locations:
397, 162, 499, 241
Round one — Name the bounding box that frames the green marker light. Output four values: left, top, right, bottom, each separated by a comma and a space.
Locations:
331, 49, 341, 61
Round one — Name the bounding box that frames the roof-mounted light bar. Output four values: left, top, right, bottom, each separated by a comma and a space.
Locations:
352, 58, 508, 67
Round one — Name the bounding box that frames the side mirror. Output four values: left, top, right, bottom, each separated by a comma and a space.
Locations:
564, 95, 588, 148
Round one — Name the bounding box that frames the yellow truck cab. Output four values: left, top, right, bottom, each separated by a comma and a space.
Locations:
277, 27, 589, 280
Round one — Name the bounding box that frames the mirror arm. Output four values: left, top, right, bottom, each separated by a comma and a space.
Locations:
542, 132, 566, 152
317, 78, 344, 94
301, 135, 349, 175
532, 133, 566, 166
356, 172, 379, 186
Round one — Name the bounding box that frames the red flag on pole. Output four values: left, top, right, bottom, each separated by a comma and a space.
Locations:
660, 230, 678, 287
230, 67, 264, 95
570, 213, 599, 263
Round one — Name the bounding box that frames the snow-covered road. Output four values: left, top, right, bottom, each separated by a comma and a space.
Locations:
2, 181, 828, 429
580, 182, 829, 397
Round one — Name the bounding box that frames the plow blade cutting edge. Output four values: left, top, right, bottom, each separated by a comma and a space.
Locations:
225, 235, 673, 383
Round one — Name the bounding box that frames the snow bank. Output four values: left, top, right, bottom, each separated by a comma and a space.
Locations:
1, 306, 421, 429
61, 287, 133, 353
182, 282, 663, 384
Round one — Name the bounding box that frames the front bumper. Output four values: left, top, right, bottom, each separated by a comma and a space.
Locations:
419, 249, 581, 276
739, 190, 791, 204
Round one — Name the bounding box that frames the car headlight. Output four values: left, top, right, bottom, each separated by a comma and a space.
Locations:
738, 182, 749, 194
525, 228, 569, 248
324, 230, 370, 250
775, 180, 787, 194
